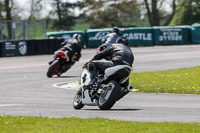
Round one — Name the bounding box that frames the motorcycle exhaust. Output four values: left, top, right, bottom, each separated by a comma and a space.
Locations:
127, 85, 133, 92
117, 85, 133, 101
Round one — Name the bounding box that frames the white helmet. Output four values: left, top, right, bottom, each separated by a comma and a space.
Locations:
73, 34, 82, 42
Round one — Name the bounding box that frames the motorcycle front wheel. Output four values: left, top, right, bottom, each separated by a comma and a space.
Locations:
46, 60, 60, 78
98, 80, 120, 110
73, 87, 84, 110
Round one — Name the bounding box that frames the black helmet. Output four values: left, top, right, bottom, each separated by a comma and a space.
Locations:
73, 34, 82, 42
112, 27, 120, 35
116, 36, 130, 46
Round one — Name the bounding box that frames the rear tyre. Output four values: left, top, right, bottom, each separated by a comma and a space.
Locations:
47, 60, 60, 78
73, 87, 84, 110
98, 80, 120, 110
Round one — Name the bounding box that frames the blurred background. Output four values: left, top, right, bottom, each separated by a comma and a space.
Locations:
1, 0, 200, 40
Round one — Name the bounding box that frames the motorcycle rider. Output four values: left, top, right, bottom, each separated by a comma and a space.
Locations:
98, 27, 121, 51
85, 36, 134, 88
49, 34, 82, 70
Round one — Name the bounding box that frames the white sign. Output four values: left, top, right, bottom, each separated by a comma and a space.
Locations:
159, 28, 182, 41
123, 33, 152, 41
18, 41, 27, 55
5, 42, 16, 50
89, 31, 110, 41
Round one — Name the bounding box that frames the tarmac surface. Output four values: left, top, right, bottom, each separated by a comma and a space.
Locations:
0, 45, 200, 122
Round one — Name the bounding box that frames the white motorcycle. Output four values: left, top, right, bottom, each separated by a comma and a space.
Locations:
73, 64, 133, 110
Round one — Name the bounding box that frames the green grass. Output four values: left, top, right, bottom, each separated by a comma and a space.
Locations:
28, 22, 47, 39
1, 116, 200, 133
73, 23, 90, 31
130, 66, 200, 94
1, 67, 200, 132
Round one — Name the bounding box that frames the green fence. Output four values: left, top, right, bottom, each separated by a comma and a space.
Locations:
191, 23, 200, 44
121, 27, 154, 47
85, 29, 112, 48
1, 25, 200, 57
46, 31, 85, 47
153, 26, 191, 45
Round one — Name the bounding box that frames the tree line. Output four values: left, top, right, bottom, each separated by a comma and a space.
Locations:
1, 0, 200, 32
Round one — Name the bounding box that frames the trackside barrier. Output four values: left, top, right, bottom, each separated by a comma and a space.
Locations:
153, 26, 191, 45
0, 39, 64, 57
0, 40, 28, 57
191, 23, 200, 44
121, 27, 154, 47
85, 29, 112, 48
46, 31, 84, 47
1, 25, 199, 57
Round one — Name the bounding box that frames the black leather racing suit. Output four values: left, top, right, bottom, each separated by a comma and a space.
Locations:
60, 39, 82, 62
89, 43, 134, 86
50, 39, 82, 72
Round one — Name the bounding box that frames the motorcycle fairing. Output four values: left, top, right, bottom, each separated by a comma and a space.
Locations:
104, 65, 132, 84
81, 68, 91, 87
82, 90, 97, 106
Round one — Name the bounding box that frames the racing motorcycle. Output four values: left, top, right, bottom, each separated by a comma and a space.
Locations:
46, 51, 77, 77
73, 64, 133, 110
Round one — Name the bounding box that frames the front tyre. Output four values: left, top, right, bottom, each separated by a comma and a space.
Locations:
98, 80, 120, 110
47, 60, 60, 78
73, 87, 84, 110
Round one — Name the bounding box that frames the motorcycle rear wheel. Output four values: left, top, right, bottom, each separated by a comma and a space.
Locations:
98, 80, 120, 110
73, 87, 85, 110
47, 60, 60, 78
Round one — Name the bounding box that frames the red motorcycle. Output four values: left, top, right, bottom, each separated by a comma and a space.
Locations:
46, 51, 77, 77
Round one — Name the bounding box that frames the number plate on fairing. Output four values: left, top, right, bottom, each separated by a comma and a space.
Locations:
81, 68, 91, 87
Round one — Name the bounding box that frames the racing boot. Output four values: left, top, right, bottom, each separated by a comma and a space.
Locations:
48, 60, 54, 65
83, 62, 97, 90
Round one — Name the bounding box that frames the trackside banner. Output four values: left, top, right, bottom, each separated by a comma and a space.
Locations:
1, 41, 27, 57
120, 27, 154, 47
0, 39, 63, 57
85, 29, 112, 48
153, 26, 191, 45
191, 23, 200, 44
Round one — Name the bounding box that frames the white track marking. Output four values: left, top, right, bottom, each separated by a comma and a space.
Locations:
0, 104, 24, 107
52, 81, 139, 92
53, 81, 80, 90
0, 64, 47, 70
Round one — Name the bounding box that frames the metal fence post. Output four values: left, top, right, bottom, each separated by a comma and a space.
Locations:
44, 19, 46, 39
23, 21, 26, 39
0, 20, 46, 40
12, 21, 16, 40
34, 21, 36, 38
26, 21, 29, 39
0, 21, 2, 40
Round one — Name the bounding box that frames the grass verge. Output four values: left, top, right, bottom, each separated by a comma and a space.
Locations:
1, 116, 200, 133
130, 66, 200, 94
1, 67, 200, 132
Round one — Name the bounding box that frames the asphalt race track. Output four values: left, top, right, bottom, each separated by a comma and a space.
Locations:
0, 45, 200, 122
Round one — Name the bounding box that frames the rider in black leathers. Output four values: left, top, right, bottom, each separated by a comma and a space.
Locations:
59, 34, 82, 62
98, 27, 121, 51
86, 36, 134, 87
49, 34, 82, 68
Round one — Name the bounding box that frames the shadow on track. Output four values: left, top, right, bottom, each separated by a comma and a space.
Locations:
53, 76, 80, 78
83, 108, 142, 112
